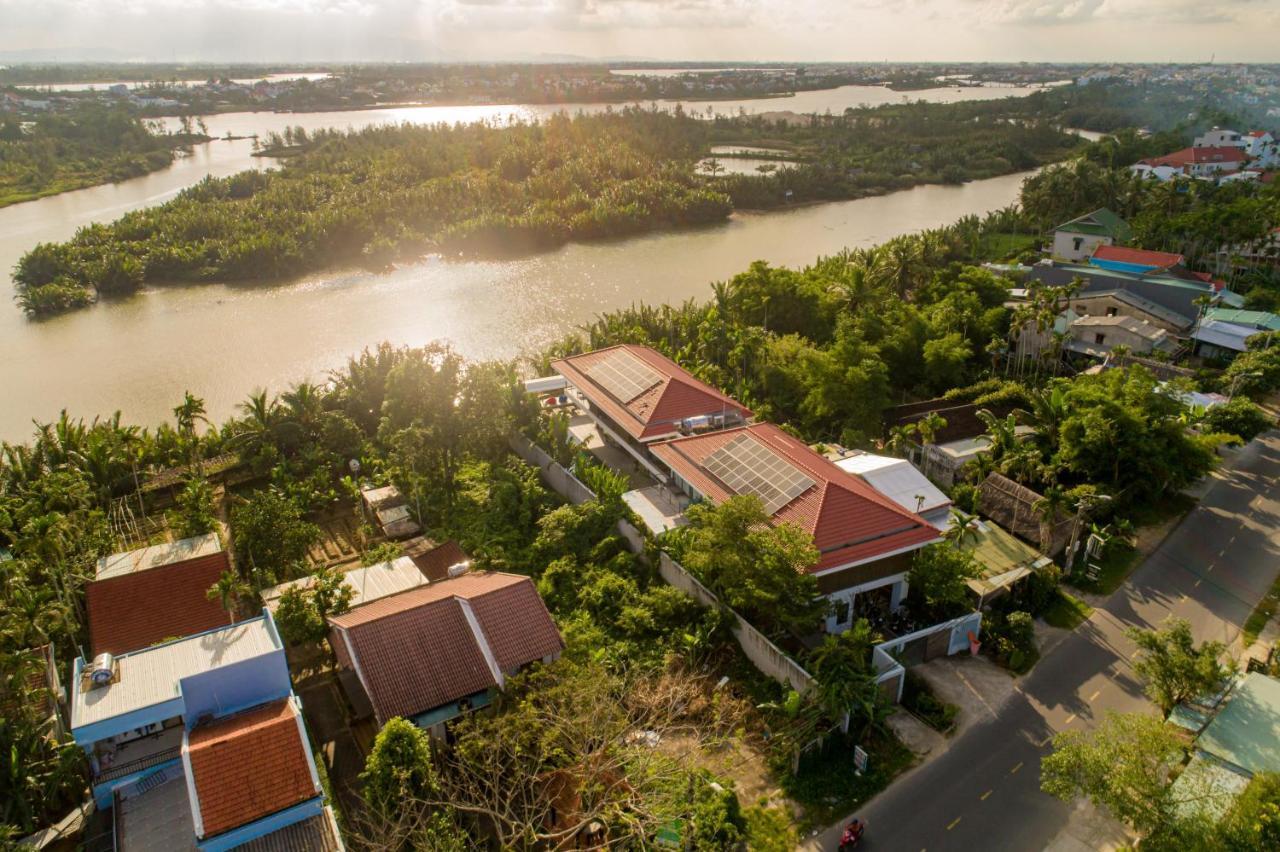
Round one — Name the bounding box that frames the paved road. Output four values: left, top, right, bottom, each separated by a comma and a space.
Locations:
809, 433, 1280, 851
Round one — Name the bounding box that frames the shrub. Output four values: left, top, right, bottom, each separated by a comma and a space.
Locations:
1201, 398, 1274, 443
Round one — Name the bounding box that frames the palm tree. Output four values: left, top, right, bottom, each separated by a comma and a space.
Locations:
975, 408, 1019, 460
885, 422, 918, 458
915, 412, 947, 479
1031, 485, 1068, 554
1015, 385, 1068, 450
173, 391, 208, 464
944, 508, 983, 549
207, 568, 253, 624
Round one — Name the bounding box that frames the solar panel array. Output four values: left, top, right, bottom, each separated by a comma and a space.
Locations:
704, 434, 815, 515
587, 350, 662, 403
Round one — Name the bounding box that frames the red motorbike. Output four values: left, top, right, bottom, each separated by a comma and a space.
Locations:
839, 818, 866, 850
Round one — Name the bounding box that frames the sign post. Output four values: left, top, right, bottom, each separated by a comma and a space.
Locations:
854, 745, 869, 776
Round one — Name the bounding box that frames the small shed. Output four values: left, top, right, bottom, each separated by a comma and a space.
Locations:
977, 473, 1074, 557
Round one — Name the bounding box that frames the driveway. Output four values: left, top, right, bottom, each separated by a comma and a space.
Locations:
802, 432, 1280, 851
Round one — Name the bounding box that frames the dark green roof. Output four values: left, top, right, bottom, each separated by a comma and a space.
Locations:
1055, 208, 1132, 240
1204, 308, 1280, 331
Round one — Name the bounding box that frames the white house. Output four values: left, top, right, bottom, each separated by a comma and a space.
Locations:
1194, 127, 1245, 148
1244, 131, 1278, 168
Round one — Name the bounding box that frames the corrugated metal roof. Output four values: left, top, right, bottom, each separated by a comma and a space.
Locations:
1193, 319, 1259, 352
234, 808, 343, 852
97, 533, 222, 581
1204, 308, 1280, 331
260, 557, 429, 613
834, 454, 951, 516
72, 617, 280, 730
1197, 673, 1280, 776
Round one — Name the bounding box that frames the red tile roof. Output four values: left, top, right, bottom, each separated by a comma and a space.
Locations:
651, 423, 941, 573
329, 572, 563, 725
1091, 245, 1184, 269
86, 551, 233, 655
552, 345, 752, 441
187, 699, 318, 839
1140, 146, 1249, 168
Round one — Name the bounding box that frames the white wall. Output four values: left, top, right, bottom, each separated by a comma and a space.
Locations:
1053, 230, 1110, 262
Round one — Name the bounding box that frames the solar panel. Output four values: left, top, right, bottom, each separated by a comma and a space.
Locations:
587, 350, 662, 403
704, 434, 814, 515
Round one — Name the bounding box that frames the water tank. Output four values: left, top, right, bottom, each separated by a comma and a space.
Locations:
88, 652, 115, 687
446, 561, 471, 579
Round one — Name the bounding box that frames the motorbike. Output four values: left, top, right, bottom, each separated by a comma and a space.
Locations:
838, 818, 866, 850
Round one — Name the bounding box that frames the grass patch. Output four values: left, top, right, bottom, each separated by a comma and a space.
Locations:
780, 730, 914, 830
743, 802, 798, 851
1042, 589, 1094, 630
975, 231, 1038, 261
1067, 542, 1138, 595
900, 671, 958, 734
1243, 571, 1280, 646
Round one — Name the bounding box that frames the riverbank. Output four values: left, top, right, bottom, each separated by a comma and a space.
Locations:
0, 168, 1038, 442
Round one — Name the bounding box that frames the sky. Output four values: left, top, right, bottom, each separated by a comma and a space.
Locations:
1, 0, 1278, 64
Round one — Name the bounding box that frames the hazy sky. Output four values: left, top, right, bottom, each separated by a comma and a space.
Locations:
2, 0, 1278, 64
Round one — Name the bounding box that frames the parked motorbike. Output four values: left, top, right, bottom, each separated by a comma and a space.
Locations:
838, 818, 866, 850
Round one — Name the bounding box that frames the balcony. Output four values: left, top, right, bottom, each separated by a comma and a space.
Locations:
93, 726, 183, 785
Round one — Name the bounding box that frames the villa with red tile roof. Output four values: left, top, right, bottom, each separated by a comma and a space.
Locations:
551, 344, 751, 479
650, 422, 942, 633
329, 571, 563, 736
86, 533, 234, 656
1132, 146, 1248, 181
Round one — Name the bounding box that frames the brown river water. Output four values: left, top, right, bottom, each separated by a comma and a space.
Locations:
0, 83, 1068, 441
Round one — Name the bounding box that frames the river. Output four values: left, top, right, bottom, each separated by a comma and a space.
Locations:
0, 84, 1060, 441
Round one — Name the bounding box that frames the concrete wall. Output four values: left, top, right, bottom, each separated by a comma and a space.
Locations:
179, 651, 291, 725
1053, 231, 1110, 262
658, 553, 815, 696
509, 435, 595, 505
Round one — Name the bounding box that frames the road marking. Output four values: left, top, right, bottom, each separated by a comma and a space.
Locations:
1012, 761, 1024, 773
980, 789, 993, 801
1194, 578, 1202, 588
948, 817, 962, 831
1130, 648, 1142, 658
1065, 713, 1077, 724
1088, 690, 1101, 702
1219, 548, 1227, 557
1037, 735, 1053, 747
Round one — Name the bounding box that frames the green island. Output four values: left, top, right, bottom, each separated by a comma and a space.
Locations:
0, 103, 208, 208
4, 149, 1280, 844
12, 99, 1084, 316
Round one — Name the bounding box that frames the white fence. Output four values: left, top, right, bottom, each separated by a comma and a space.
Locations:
509, 435, 595, 505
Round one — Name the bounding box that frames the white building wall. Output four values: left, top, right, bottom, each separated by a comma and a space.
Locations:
1053, 230, 1111, 262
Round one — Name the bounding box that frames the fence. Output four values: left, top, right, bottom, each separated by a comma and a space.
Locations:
659, 553, 815, 696
872, 611, 983, 702
509, 435, 596, 505
511, 433, 817, 696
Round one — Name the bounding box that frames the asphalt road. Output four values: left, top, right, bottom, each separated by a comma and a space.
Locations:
809, 433, 1280, 852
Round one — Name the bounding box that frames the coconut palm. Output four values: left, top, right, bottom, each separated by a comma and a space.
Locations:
1031, 485, 1069, 553
206, 568, 253, 624
944, 508, 983, 549
885, 422, 918, 458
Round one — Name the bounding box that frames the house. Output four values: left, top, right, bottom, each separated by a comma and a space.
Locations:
977, 473, 1073, 557
649, 422, 942, 633
1191, 320, 1266, 360
1244, 131, 1278, 167
360, 484, 421, 540
86, 534, 233, 656
69, 612, 341, 850
828, 449, 952, 530
1051, 208, 1131, 262
1063, 289, 1193, 334
260, 555, 430, 614
1026, 260, 1242, 322
955, 517, 1052, 606
329, 572, 563, 736
1064, 314, 1180, 359
1132, 146, 1249, 181
1193, 127, 1245, 149
550, 344, 752, 480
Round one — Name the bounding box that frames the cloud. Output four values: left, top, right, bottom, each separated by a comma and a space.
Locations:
962, 0, 1268, 26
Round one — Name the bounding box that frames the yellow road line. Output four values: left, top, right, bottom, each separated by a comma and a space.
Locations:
1130, 648, 1142, 658
948, 817, 962, 831
1194, 578, 1202, 588
1037, 735, 1052, 747
980, 789, 993, 801
1088, 690, 1101, 702
1065, 713, 1077, 724
1011, 761, 1024, 773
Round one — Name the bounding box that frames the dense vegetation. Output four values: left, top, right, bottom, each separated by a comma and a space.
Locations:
12, 100, 1082, 317
0, 103, 204, 208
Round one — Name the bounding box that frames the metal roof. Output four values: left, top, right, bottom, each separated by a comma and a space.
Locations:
261, 557, 429, 613
834, 453, 951, 517
1197, 673, 1280, 776
1192, 319, 1260, 353
1054, 208, 1131, 239
1204, 308, 1280, 332
96, 533, 222, 582
71, 617, 281, 731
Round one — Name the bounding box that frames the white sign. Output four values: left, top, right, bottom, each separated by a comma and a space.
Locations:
854, 745, 869, 774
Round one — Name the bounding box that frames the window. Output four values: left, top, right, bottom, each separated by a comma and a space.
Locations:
1095, 333, 1106, 345
1106, 307, 1118, 317
833, 597, 850, 626
1073, 237, 1084, 251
